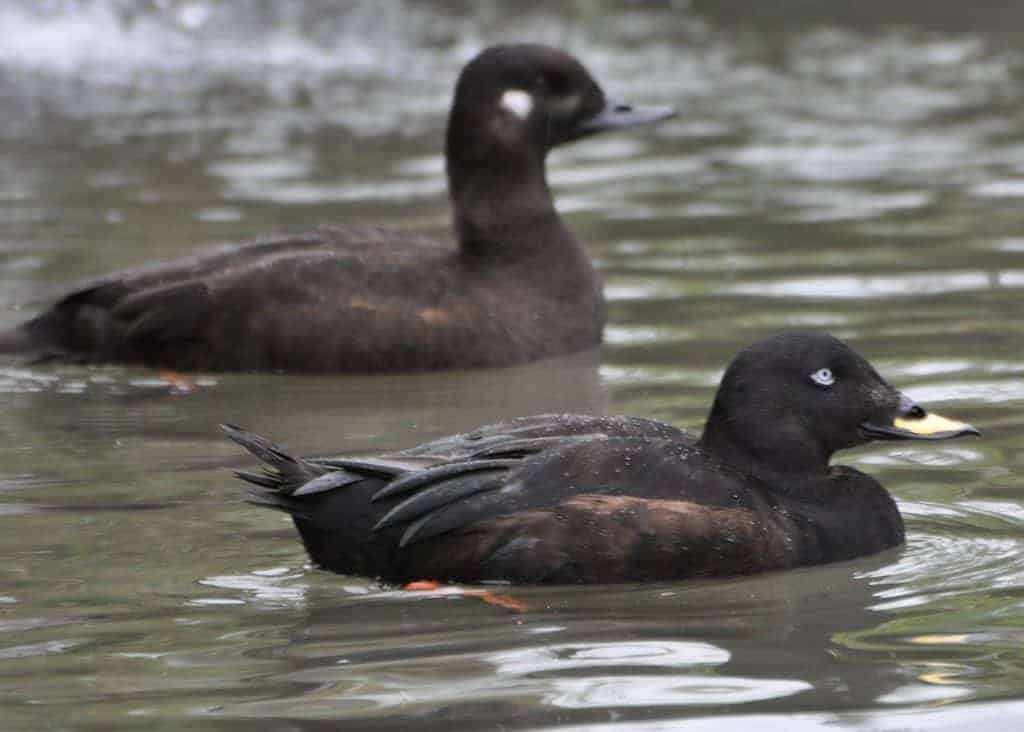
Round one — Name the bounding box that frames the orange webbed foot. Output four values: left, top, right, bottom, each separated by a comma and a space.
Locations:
401, 580, 527, 612
159, 370, 197, 394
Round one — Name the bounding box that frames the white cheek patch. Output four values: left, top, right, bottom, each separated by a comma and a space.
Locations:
499, 89, 534, 120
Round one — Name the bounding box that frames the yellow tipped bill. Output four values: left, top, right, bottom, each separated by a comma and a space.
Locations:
893, 413, 978, 437
862, 410, 979, 441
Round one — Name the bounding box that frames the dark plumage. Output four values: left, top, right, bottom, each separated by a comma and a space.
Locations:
0, 44, 673, 372
225, 333, 980, 584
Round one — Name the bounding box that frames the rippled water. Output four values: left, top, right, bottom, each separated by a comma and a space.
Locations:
2, 1, 1024, 729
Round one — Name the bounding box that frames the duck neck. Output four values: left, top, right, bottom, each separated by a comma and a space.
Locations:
697, 405, 832, 494
446, 135, 576, 265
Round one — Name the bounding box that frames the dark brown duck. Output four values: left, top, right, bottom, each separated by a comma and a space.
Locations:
225, 333, 980, 584
0, 44, 673, 372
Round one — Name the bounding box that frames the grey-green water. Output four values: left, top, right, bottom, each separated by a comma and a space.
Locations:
2, 2, 1024, 729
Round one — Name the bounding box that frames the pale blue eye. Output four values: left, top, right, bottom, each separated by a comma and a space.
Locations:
811, 368, 835, 387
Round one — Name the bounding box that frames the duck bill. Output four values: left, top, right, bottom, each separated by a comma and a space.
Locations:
861, 394, 979, 441
570, 99, 676, 139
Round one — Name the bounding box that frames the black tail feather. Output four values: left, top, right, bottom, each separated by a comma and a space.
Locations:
232, 469, 283, 489
223, 424, 395, 510
0, 324, 67, 361
221, 423, 325, 489
243, 492, 314, 520
224, 424, 538, 556
0, 326, 31, 354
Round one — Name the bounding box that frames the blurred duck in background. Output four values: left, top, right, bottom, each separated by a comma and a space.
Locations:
0, 44, 673, 373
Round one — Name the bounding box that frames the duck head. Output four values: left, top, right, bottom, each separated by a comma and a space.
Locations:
445, 44, 674, 200
698, 333, 978, 482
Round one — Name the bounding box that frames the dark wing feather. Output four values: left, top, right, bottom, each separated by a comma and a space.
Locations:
396, 490, 525, 547
376, 434, 699, 547
373, 470, 509, 535
292, 471, 366, 497
112, 280, 211, 344
6, 226, 448, 369
312, 458, 419, 476
371, 459, 519, 502
369, 443, 592, 546
400, 414, 687, 462
225, 417, 698, 566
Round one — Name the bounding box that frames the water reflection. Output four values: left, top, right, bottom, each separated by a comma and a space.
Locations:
192, 555, 916, 725
490, 641, 730, 674
542, 674, 810, 709
0, 350, 606, 461
489, 642, 812, 709
199, 567, 308, 608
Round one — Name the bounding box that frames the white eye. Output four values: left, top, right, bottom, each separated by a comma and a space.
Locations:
810, 368, 835, 387
499, 89, 534, 120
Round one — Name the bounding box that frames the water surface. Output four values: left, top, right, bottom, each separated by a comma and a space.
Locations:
1, 1, 1023, 729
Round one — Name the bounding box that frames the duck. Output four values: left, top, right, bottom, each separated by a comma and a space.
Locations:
223, 332, 979, 584
0, 44, 673, 373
